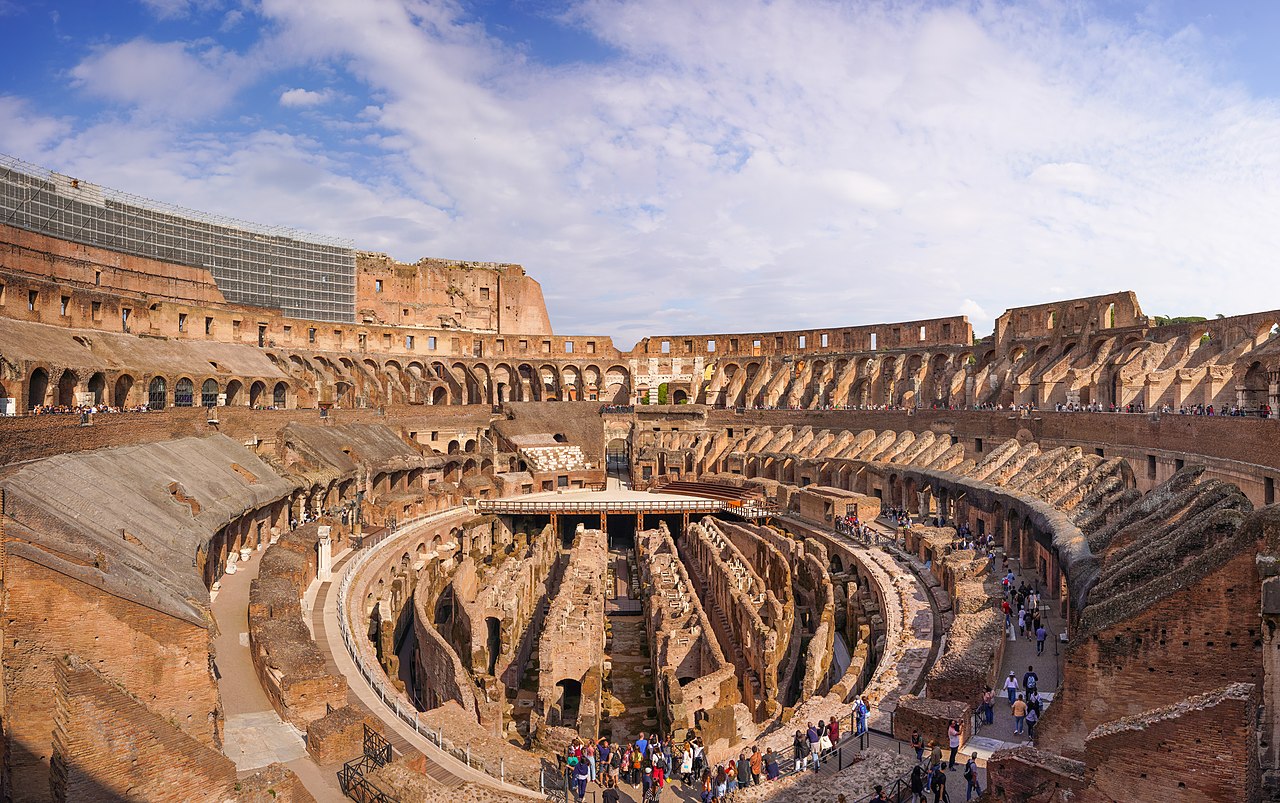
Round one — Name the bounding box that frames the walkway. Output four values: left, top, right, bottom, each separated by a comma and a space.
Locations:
966, 552, 1065, 758
208, 544, 347, 801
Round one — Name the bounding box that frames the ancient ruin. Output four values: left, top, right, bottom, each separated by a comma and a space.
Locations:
1, 155, 1279, 802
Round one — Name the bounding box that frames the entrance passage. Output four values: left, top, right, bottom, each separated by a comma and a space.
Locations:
606, 514, 635, 550
556, 679, 582, 728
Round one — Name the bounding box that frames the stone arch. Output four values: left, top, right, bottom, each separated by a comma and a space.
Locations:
273, 381, 288, 408
56, 369, 78, 407
201, 378, 219, 407
225, 379, 243, 406
113, 374, 135, 408
87, 372, 107, 406
27, 367, 50, 411
431, 386, 448, 405
249, 380, 267, 408
148, 376, 167, 410
174, 377, 195, 407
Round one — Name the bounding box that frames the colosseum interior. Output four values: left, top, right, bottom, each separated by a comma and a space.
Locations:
1, 156, 1279, 802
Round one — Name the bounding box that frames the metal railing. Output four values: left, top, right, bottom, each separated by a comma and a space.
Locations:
334, 516, 535, 795
476, 498, 726, 515
339, 725, 398, 802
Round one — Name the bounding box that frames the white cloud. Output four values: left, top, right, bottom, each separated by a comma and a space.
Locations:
279, 87, 336, 108
138, 0, 223, 20
19, 1, 1280, 343
69, 38, 247, 118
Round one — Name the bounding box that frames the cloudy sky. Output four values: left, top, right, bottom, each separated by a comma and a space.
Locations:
3, 0, 1280, 345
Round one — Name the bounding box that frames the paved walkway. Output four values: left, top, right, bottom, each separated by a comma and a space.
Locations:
208, 544, 347, 801
970, 552, 1064, 755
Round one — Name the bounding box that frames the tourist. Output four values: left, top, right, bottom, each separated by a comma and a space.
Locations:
911, 728, 925, 762
573, 752, 589, 801
680, 744, 694, 784
910, 764, 927, 802
806, 720, 822, 770
736, 751, 751, 789
1012, 694, 1028, 735
725, 757, 737, 794
818, 718, 832, 757
764, 748, 779, 780
930, 762, 950, 802
928, 739, 942, 772
828, 715, 841, 747
652, 760, 665, 796
715, 765, 728, 800
700, 769, 713, 803
601, 774, 621, 803
749, 745, 763, 785
1004, 671, 1019, 704
1026, 703, 1039, 739
692, 736, 706, 778
585, 738, 597, 783
870, 784, 891, 802
1036, 624, 1047, 655
855, 695, 870, 735
793, 729, 807, 772
982, 687, 994, 725
597, 738, 611, 783
947, 720, 961, 769
629, 744, 644, 785
641, 766, 653, 800
1023, 665, 1038, 696
963, 752, 982, 801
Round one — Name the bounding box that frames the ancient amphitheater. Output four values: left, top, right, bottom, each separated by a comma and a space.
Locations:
0, 154, 1278, 802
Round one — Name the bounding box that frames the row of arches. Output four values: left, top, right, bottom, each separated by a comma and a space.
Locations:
17, 366, 290, 412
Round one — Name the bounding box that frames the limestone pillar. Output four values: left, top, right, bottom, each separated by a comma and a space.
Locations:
1268, 371, 1280, 418
318, 525, 333, 582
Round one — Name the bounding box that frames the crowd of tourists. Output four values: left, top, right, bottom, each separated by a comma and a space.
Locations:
27, 403, 151, 415
560, 710, 874, 803
906, 724, 982, 802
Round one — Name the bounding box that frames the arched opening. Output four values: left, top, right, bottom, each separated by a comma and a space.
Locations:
27, 368, 49, 411
485, 617, 501, 676
249, 380, 266, 408
431, 386, 448, 406
273, 381, 288, 408
147, 376, 167, 410
87, 372, 106, 405
113, 375, 134, 408
201, 379, 218, 408
671, 388, 688, 404
555, 679, 582, 728
56, 371, 77, 407
225, 379, 243, 406
174, 377, 194, 407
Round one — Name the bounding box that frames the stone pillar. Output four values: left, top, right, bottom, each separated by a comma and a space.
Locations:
1268, 371, 1280, 418
318, 525, 333, 582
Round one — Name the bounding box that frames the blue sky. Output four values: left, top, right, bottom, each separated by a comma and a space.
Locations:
3, 1, 1280, 345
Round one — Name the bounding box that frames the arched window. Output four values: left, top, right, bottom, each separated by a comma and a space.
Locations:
174, 378, 194, 407
201, 379, 219, 407
272, 381, 287, 408
148, 377, 167, 410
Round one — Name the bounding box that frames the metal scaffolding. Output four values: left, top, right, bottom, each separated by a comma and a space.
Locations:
0, 153, 356, 323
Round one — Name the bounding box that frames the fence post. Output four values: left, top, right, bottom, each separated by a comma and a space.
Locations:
467, 745, 471, 767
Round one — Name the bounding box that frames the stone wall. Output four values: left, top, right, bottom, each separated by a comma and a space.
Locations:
636, 523, 739, 743
247, 522, 348, 729
535, 527, 607, 740
2, 552, 221, 803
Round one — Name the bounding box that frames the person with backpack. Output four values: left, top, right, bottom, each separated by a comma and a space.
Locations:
930, 762, 950, 802
963, 752, 982, 801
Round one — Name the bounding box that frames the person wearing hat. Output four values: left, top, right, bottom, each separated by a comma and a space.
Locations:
1004, 671, 1019, 705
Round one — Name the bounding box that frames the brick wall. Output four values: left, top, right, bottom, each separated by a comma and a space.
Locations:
3, 553, 220, 803
1037, 547, 1263, 756
49, 657, 236, 803
1081, 684, 1258, 803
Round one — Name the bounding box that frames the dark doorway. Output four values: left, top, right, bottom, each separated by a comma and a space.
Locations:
607, 514, 636, 550
486, 617, 501, 676
556, 679, 582, 728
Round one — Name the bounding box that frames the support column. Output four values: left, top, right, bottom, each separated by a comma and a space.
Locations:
1268, 371, 1280, 418
317, 525, 333, 582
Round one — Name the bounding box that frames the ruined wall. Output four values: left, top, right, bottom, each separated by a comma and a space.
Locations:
247, 523, 348, 729
49, 657, 238, 803
535, 527, 607, 740
1037, 546, 1264, 756
1080, 684, 1258, 803
3, 552, 220, 803
680, 518, 780, 719
636, 524, 740, 743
